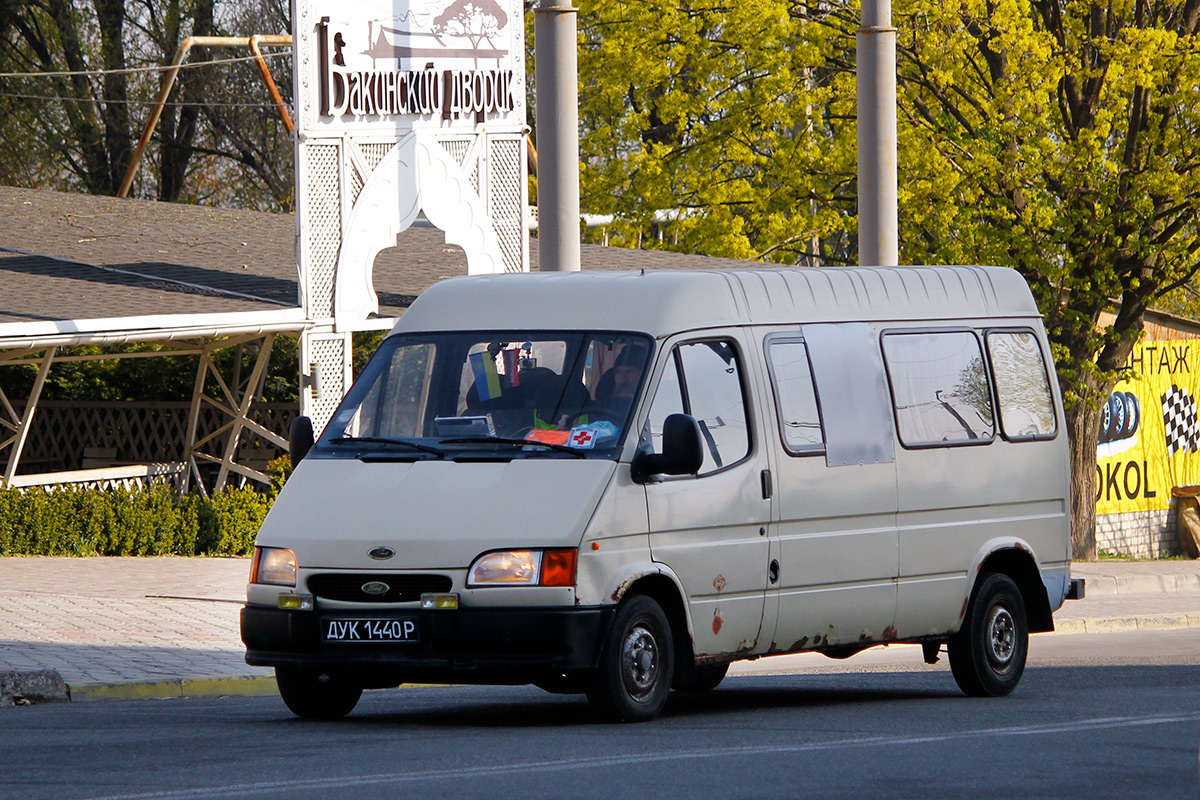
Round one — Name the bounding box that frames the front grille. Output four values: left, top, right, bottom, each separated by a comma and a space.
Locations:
307, 573, 453, 603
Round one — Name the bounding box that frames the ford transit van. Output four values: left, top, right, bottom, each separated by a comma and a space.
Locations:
242, 266, 1082, 722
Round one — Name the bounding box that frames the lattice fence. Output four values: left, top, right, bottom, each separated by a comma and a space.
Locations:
489, 135, 526, 273
5, 401, 297, 475
302, 142, 343, 320
303, 335, 349, 435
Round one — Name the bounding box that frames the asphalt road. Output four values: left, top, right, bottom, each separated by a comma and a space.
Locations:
3, 629, 1199, 800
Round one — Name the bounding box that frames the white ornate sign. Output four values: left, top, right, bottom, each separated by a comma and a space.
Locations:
292, 0, 529, 434
297, 0, 525, 134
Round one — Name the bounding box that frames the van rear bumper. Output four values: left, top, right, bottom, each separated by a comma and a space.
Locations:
241, 604, 614, 683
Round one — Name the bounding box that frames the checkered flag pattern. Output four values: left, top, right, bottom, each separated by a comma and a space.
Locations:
1161, 385, 1200, 456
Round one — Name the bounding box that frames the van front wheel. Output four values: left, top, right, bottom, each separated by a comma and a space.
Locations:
275, 667, 363, 720
587, 595, 675, 722
948, 573, 1028, 697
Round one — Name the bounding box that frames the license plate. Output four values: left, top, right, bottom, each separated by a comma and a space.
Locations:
323, 618, 419, 643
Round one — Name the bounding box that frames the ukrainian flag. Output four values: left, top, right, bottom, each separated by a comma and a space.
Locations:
470, 351, 503, 402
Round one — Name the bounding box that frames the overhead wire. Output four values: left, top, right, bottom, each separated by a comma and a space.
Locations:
0, 92, 289, 108
0, 50, 292, 79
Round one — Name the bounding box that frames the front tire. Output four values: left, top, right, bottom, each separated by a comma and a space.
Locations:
586, 595, 675, 722
275, 667, 363, 720
948, 573, 1028, 697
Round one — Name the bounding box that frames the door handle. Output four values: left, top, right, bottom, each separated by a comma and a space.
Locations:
768, 559, 780, 584
761, 469, 772, 499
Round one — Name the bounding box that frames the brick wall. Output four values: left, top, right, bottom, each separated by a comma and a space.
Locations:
1095, 507, 1180, 558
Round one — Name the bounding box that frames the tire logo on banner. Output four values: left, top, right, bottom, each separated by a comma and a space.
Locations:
1100, 391, 1140, 445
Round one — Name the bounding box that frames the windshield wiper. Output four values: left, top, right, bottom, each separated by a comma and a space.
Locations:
440, 435, 588, 458
328, 436, 445, 457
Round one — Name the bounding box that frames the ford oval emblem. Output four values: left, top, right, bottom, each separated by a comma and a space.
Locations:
368, 546, 395, 560
361, 581, 390, 596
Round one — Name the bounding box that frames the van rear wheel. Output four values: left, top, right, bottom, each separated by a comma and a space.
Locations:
948, 573, 1028, 697
587, 595, 675, 722
275, 667, 363, 720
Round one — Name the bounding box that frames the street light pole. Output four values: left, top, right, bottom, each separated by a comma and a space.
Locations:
534, 1, 581, 272
857, 0, 899, 266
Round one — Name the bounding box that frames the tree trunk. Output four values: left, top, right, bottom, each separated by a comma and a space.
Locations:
1064, 397, 1102, 561
95, 0, 132, 193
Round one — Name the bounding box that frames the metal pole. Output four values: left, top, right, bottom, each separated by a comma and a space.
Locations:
534, 1, 581, 272
249, 35, 295, 134
118, 35, 294, 198
857, 0, 898, 266
3, 347, 55, 485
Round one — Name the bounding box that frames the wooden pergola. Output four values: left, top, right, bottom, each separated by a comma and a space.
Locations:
0, 250, 309, 494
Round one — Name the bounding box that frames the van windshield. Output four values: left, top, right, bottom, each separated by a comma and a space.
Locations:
317, 331, 653, 459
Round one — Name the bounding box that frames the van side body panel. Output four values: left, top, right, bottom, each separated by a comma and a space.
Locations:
643, 329, 773, 658
886, 319, 1071, 638
750, 324, 900, 651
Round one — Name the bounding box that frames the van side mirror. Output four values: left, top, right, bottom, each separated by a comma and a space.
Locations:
631, 413, 704, 483
290, 416, 315, 465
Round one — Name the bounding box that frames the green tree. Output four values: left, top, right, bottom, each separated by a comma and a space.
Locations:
575, 0, 858, 264
577, 1, 1200, 558
890, 0, 1200, 557
0, 0, 294, 208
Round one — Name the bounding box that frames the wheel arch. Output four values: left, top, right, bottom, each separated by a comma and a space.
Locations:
617, 571, 702, 686
974, 546, 1054, 633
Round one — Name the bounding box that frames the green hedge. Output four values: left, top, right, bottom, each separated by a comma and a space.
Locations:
0, 484, 274, 557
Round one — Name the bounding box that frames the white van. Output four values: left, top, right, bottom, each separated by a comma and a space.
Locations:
242, 266, 1083, 722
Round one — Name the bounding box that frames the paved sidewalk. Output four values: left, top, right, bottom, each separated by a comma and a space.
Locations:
0, 557, 266, 703
1, 556, 1198, 704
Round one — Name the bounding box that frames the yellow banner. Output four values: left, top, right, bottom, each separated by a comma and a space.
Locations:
1095, 340, 1200, 515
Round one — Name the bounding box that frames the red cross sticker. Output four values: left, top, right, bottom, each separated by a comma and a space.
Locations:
569, 428, 596, 449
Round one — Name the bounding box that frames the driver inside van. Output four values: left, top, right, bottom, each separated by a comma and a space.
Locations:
525, 342, 648, 449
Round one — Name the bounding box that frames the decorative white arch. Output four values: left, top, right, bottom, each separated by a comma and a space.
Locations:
333, 132, 506, 330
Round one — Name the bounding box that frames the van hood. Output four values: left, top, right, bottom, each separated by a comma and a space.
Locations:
255, 456, 617, 569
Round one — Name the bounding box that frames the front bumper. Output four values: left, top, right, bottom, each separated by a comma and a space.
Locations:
241, 604, 614, 685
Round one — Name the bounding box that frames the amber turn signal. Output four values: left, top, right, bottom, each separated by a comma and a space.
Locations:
540, 549, 578, 587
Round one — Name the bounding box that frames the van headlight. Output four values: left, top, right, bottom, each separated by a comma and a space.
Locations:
467, 549, 577, 587
251, 546, 297, 587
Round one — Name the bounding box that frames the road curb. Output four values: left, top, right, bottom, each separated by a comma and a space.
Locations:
1053, 613, 1200, 635
1077, 574, 1200, 597
69, 675, 278, 702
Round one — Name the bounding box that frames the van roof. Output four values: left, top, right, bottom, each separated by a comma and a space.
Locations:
391, 265, 1041, 337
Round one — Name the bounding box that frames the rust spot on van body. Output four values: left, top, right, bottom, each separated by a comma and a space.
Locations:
610, 574, 641, 602
882, 626, 898, 641
790, 636, 810, 650
712, 574, 727, 592
712, 612, 724, 635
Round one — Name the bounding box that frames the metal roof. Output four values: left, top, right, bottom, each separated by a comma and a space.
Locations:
393, 265, 1042, 337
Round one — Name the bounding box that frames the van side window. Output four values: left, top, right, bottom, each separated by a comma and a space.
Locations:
882, 331, 995, 447
986, 331, 1058, 439
766, 338, 825, 454
646, 340, 750, 475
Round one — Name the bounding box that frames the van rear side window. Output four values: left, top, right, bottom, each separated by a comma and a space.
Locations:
986, 331, 1058, 440
765, 338, 825, 454
882, 331, 995, 447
